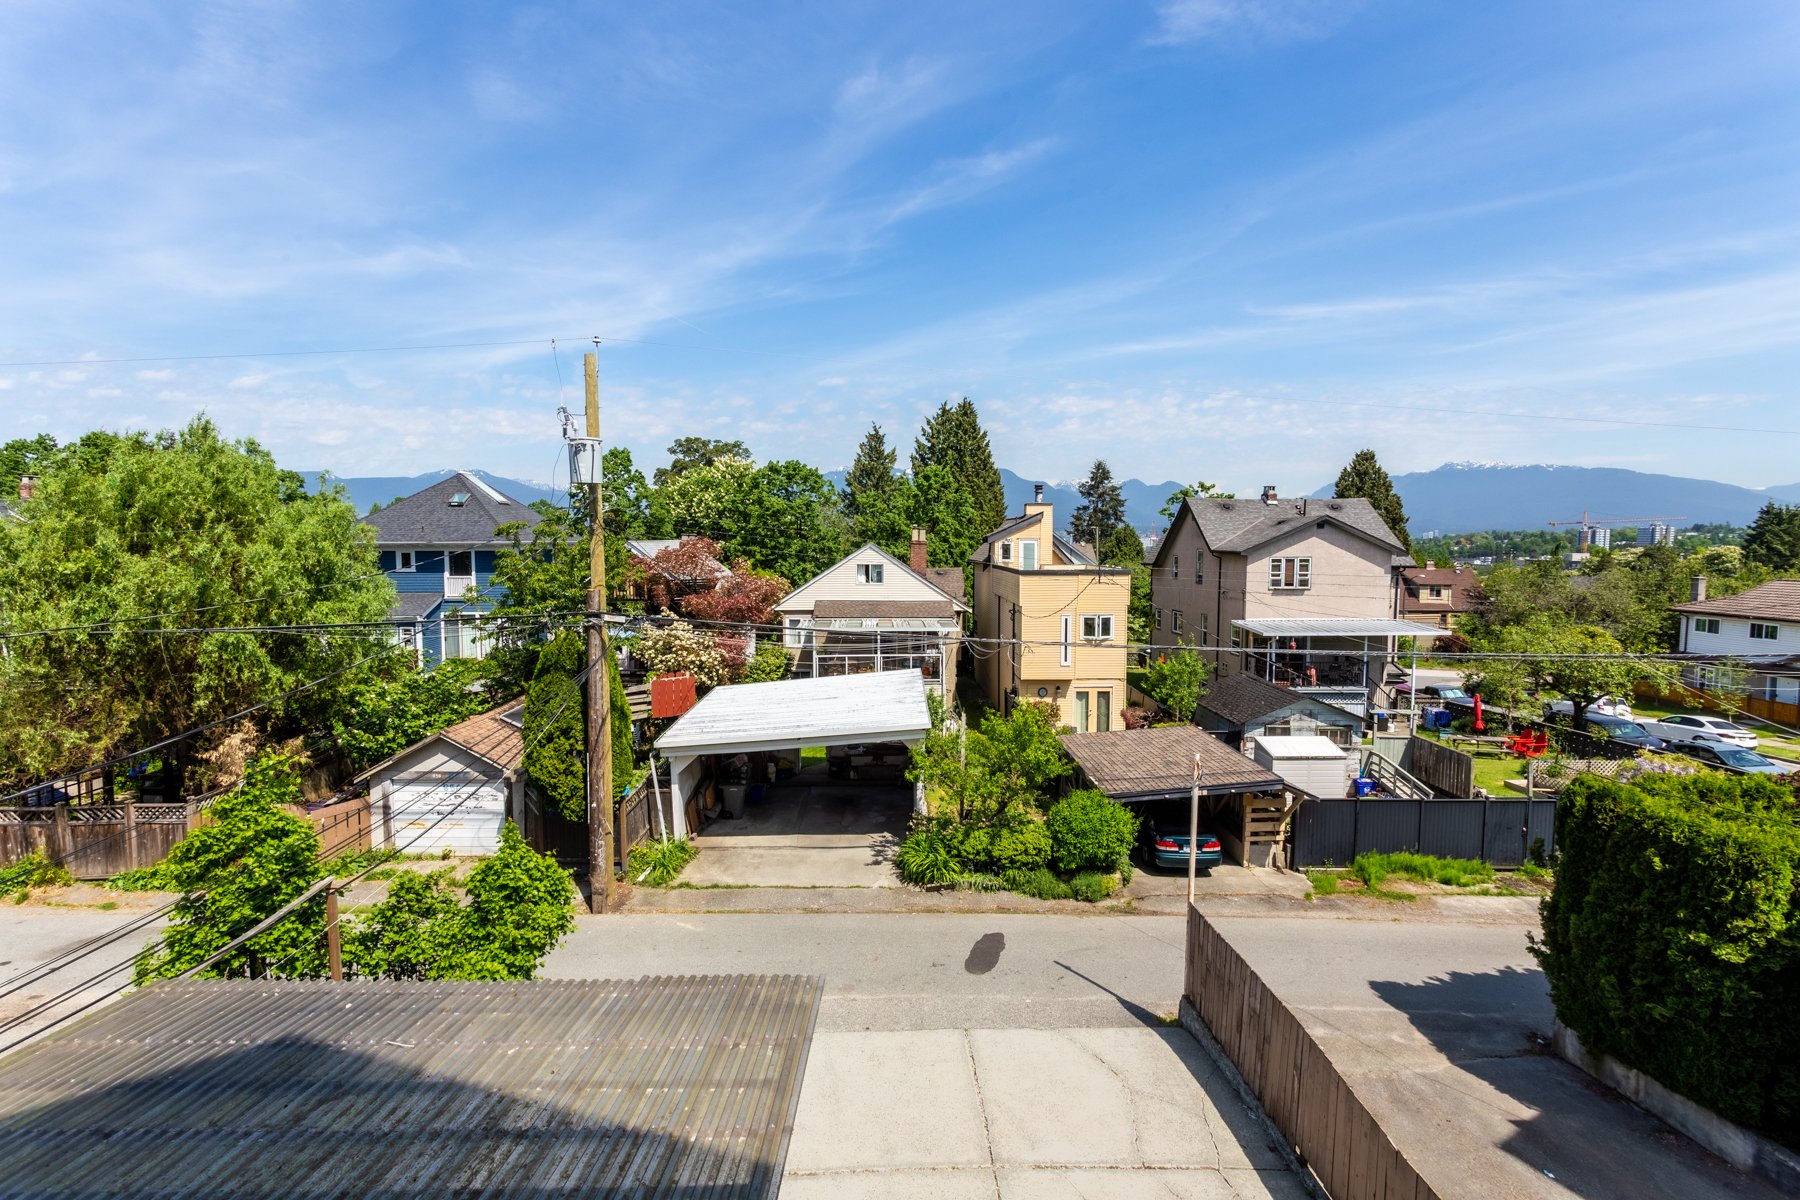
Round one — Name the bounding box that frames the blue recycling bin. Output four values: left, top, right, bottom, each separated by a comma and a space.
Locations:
1353, 777, 1377, 797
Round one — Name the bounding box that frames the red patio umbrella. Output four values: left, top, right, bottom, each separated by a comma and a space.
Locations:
1473, 693, 1486, 732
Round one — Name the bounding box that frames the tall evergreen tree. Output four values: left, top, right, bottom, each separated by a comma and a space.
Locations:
1743, 501, 1800, 570
842, 423, 899, 520
911, 398, 1004, 534
1070, 459, 1127, 552
1333, 448, 1411, 551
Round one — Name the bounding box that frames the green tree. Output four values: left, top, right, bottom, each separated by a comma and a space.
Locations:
1142, 644, 1209, 721
1743, 501, 1800, 570
1159, 480, 1233, 523
907, 465, 983, 568
134, 754, 328, 983
1333, 448, 1411, 552
1489, 619, 1641, 729
911, 398, 1005, 535
487, 503, 597, 692
733, 460, 851, 582
1070, 459, 1127, 553
1101, 526, 1144, 569
1127, 564, 1154, 645
0, 432, 58, 498
910, 701, 1071, 825
601, 446, 653, 538
842, 423, 900, 521
633, 619, 732, 689
654, 436, 750, 487
330, 659, 496, 770
608, 654, 635, 799
0, 417, 393, 790
522, 631, 587, 820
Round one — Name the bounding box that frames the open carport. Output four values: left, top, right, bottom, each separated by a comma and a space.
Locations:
653, 671, 933, 887
1060, 725, 1296, 868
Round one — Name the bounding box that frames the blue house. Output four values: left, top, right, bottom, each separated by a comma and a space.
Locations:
363, 472, 542, 666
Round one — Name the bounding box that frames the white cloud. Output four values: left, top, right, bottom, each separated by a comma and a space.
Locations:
228, 373, 269, 389
1149, 0, 1364, 46
135, 368, 176, 381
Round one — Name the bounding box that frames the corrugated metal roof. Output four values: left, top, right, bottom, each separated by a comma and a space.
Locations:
655, 670, 932, 757
0, 975, 822, 1199
1231, 617, 1453, 639
1058, 726, 1284, 799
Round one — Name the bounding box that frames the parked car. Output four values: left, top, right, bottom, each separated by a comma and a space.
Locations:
1134, 803, 1224, 873
1545, 695, 1633, 720
1640, 713, 1758, 749
1419, 685, 1471, 703
1554, 712, 1665, 752
1672, 743, 1790, 776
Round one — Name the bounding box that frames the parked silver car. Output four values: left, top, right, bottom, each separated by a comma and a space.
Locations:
1641, 713, 1758, 749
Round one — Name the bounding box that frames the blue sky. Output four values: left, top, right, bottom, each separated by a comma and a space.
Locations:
3, 1, 1799, 493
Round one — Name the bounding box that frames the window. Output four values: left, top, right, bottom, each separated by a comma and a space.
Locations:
1198, 613, 1209, 645
1080, 614, 1114, 641
1172, 610, 1184, 635
1170, 554, 1179, 580
446, 551, 474, 588
998, 541, 1014, 564
1020, 540, 1038, 570
1153, 607, 1163, 629
1075, 691, 1090, 732
857, 563, 885, 584
1230, 626, 1242, 649
1751, 622, 1780, 641
1061, 615, 1072, 666
1194, 556, 1203, 584
1269, 557, 1312, 589
1693, 618, 1721, 635
1428, 585, 1444, 599
1094, 690, 1111, 732
785, 617, 813, 648
394, 550, 415, 572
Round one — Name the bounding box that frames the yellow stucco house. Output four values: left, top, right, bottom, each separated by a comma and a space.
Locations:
969, 486, 1133, 731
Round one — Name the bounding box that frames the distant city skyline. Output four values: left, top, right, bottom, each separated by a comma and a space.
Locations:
3, 3, 1800, 486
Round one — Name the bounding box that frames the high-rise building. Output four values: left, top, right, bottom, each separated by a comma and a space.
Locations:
1636, 522, 1675, 547
1581, 525, 1611, 550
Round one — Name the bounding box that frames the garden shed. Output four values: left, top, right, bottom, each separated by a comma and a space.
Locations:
1193, 672, 1363, 751
1251, 734, 1350, 799
353, 699, 526, 857
1058, 726, 1294, 867
653, 670, 934, 837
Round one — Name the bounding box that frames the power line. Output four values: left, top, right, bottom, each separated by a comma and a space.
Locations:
0, 571, 393, 641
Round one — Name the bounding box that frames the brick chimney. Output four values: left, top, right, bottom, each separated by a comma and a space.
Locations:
17, 475, 36, 502
1690, 575, 1707, 603
909, 527, 928, 575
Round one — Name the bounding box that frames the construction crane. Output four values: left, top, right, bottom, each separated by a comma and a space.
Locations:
1546, 512, 1687, 552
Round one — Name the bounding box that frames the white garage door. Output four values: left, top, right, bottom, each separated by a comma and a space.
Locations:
388, 780, 506, 857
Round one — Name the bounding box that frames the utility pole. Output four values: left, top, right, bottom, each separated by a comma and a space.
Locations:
584, 349, 616, 914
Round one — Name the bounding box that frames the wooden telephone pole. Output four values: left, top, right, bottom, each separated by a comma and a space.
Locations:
585, 350, 616, 914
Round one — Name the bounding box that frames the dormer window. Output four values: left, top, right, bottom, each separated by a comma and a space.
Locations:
395, 551, 415, 572
857, 563, 885, 584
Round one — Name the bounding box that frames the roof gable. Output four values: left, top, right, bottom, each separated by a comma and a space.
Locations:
363, 472, 541, 548
353, 696, 526, 781
776, 543, 970, 613
1194, 673, 1359, 726
1156, 496, 1404, 563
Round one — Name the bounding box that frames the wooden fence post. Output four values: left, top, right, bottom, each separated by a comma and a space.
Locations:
325, 883, 343, 982
123, 798, 138, 871
51, 803, 71, 866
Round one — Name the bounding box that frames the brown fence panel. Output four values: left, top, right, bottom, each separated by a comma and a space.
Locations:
1186, 906, 1440, 1200
302, 797, 370, 859
0, 802, 197, 880
1403, 736, 1474, 798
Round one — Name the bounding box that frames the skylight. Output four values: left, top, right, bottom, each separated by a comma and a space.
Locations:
449, 492, 470, 506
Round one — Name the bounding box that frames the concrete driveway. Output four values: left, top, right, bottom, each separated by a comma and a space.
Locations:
680, 777, 910, 888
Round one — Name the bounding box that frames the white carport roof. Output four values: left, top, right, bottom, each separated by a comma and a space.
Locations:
1231, 617, 1453, 639
654, 669, 933, 758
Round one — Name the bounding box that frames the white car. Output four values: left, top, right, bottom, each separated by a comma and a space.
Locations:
1545, 695, 1633, 720
1642, 713, 1758, 750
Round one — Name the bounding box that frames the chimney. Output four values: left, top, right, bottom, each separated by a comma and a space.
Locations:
1033, 483, 1044, 503
1690, 575, 1707, 604
17, 475, 36, 502
909, 527, 928, 575
1261, 484, 1279, 505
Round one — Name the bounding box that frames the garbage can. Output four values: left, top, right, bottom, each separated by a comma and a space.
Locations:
720, 784, 748, 818
1353, 777, 1377, 797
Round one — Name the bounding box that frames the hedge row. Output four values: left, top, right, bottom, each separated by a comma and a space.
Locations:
1535, 773, 1799, 1149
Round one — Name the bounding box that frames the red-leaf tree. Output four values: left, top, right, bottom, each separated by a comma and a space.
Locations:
683, 561, 789, 626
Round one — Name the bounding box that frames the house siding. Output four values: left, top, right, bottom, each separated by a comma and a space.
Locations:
776, 546, 953, 611
1683, 615, 1791, 657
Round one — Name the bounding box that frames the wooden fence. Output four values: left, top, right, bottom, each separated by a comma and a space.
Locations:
0, 802, 195, 880
1185, 907, 1441, 1200
285, 796, 370, 860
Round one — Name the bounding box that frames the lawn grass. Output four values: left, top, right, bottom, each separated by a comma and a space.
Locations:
1352, 850, 1495, 888
1306, 870, 1340, 896
800, 746, 827, 763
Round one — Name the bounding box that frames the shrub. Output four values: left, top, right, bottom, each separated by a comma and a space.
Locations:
1535, 773, 1800, 1149
0, 850, 73, 897
105, 864, 177, 892
1046, 790, 1138, 874
896, 825, 962, 887
986, 822, 1052, 873
1068, 871, 1119, 903
627, 838, 698, 887
953, 873, 1005, 892
1001, 866, 1073, 900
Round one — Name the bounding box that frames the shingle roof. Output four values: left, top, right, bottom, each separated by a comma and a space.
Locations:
1672, 579, 1800, 621
1058, 726, 1285, 798
1155, 496, 1404, 563
387, 592, 442, 620
355, 696, 525, 780
1192, 673, 1353, 726
814, 599, 958, 619
362, 472, 540, 548
923, 566, 965, 600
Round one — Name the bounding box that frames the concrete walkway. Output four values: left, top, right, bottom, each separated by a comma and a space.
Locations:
680, 779, 910, 888
1210, 915, 1786, 1200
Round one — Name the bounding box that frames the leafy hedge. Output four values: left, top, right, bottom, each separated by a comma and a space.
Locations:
1045, 789, 1137, 873
1535, 773, 1799, 1149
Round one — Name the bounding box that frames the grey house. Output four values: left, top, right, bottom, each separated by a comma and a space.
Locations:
1193, 672, 1362, 751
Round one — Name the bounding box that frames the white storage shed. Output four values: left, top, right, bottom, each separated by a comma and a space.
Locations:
354, 699, 527, 857
1251, 734, 1350, 799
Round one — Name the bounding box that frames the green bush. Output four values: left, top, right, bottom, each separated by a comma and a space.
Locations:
627, 838, 697, 888
953, 873, 1005, 892
0, 850, 73, 897
1350, 852, 1495, 889
105, 864, 177, 892
985, 822, 1052, 873
1000, 866, 1073, 900
1045, 790, 1138, 874
1535, 773, 1799, 1149
896, 825, 962, 887
1068, 871, 1119, 903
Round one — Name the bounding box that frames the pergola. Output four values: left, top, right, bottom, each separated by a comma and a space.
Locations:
653, 669, 934, 836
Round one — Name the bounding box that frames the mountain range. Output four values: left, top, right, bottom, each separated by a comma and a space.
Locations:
304, 463, 1800, 539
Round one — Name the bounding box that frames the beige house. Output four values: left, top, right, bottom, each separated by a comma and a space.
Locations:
969, 487, 1132, 731
1149, 486, 1412, 715
773, 532, 967, 697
